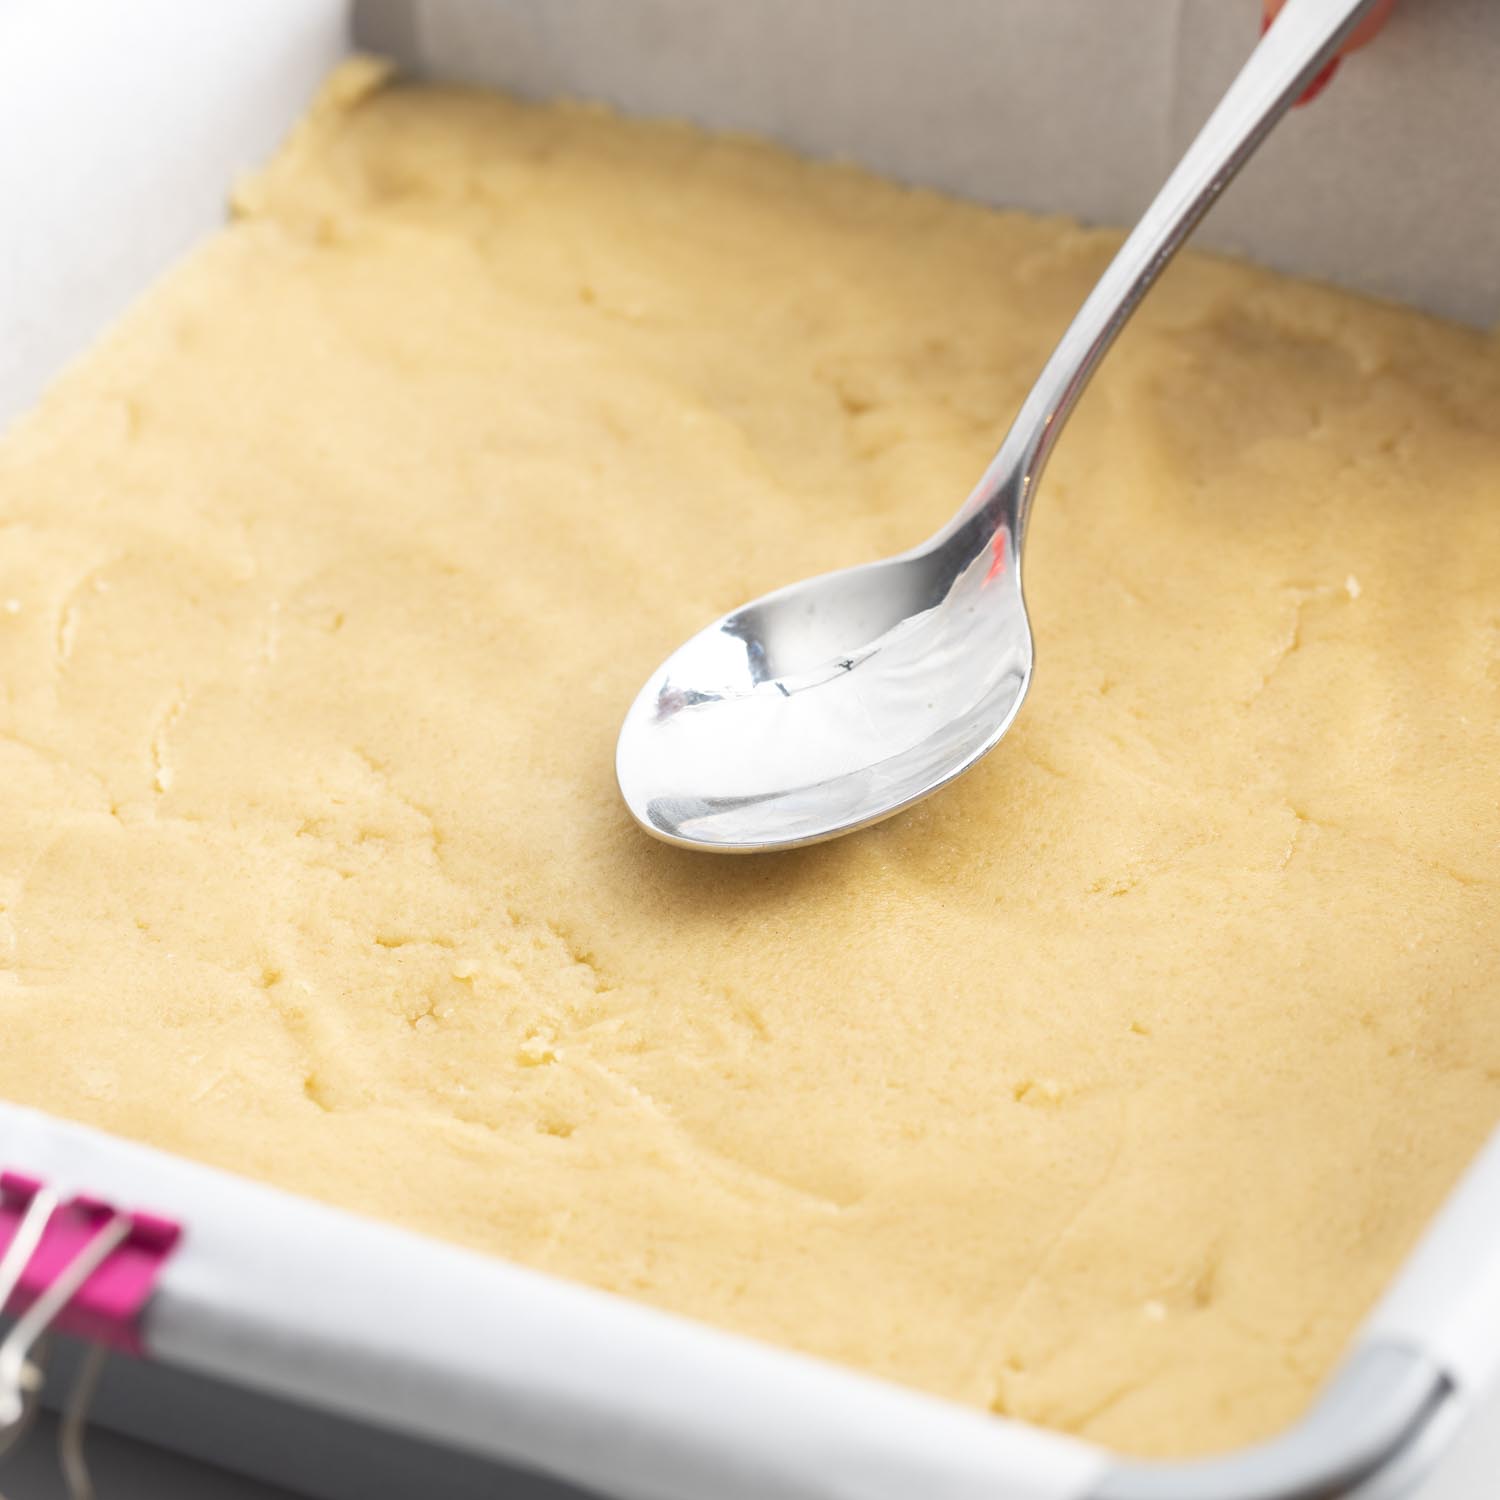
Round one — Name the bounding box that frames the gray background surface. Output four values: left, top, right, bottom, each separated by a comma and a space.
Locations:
3, 1394, 1499, 1499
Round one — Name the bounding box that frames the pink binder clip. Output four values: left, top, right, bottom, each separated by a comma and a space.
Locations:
0, 1168, 184, 1451
0, 1173, 182, 1356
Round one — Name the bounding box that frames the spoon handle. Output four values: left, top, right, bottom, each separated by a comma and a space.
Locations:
958, 0, 1385, 546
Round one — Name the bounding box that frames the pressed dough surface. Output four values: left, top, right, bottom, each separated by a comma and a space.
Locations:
2, 64, 1499, 1458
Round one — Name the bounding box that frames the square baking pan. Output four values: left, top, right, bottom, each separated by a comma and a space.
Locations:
2, 2, 1499, 1497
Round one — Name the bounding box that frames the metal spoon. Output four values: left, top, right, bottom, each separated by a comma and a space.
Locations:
616, 0, 1383, 852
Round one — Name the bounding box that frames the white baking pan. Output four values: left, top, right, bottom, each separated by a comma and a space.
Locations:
2, 2, 1498, 1497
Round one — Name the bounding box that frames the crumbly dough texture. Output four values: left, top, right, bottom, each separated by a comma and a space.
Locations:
2, 61, 1498, 1458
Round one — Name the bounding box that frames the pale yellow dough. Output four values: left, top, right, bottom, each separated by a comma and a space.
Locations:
2, 63, 1499, 1458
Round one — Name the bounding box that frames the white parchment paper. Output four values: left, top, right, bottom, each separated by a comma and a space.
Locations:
0, 0, 347, 430
359, 0, 1500, 327
1, 1104, 1104, 1500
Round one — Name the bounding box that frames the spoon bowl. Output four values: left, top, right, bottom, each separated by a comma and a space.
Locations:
616, 505, 1031, 850
617, 0, 1383, 852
